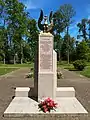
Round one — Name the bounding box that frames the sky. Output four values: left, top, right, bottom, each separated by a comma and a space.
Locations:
19, 0, 90, 39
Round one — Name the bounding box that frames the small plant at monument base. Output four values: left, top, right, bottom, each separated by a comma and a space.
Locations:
57, 71, 64, 79
26, 72, 33, 78
38, 98, 58, 113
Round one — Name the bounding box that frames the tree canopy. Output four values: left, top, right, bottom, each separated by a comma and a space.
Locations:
0, 1, 90, 64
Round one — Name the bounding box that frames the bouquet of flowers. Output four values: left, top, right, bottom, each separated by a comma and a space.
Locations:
38, 97, 58, 113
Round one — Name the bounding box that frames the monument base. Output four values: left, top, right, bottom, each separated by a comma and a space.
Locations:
38, 72, 56, 100
4, 87, 88, 119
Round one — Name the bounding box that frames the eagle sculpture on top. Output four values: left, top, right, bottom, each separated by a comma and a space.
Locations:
38, 10, 53, 33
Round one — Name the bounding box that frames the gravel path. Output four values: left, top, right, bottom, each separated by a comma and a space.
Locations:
0, 68, 90, 120
59, 68, 90, 119
0, 68, 34, 120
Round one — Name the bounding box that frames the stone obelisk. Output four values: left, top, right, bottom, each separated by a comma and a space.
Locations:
38, 32, 57, 100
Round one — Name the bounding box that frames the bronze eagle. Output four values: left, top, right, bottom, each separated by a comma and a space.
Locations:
38, 9, 53, 33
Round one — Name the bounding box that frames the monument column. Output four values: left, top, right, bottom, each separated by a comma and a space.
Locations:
38, 32, 56, 100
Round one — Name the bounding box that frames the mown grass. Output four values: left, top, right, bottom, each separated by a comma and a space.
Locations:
57, 61, 90, 78
0, 62, 34, 76
0, 61, 90, 78
80, 66, 90, 78
0, 68, 18, 76
0, 63, 34, 68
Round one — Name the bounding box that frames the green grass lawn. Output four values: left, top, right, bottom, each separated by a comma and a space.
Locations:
58, 61, 90, 78
0, 61, 90, 78
0, 62, 34, 76
0, 68, 18, 76
0, 63, 34, 68
80, 66, 90, 78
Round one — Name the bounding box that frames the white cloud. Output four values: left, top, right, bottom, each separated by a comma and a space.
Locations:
19, 0, 38, 10
69, 24, 77, 30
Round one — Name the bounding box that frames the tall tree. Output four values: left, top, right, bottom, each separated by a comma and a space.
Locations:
76, 41, 90, 61
53, 10, 67, 61
0, 0, 8, 63
87, 19, 90, 39
61, 34, 75, 61
27, 19, 39, 61
5, 0, 29, 63
77, 19, 88, 41
54, 34, 63, 61
60, 4, 76, 64
54, 4, 76, 63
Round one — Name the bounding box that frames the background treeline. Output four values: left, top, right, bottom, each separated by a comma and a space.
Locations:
0, 0, 90, 64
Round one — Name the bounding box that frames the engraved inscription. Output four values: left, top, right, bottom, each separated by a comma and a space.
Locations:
40, 37, 53, 71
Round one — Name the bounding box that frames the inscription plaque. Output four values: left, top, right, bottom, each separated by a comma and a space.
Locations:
39, 36, 53, 72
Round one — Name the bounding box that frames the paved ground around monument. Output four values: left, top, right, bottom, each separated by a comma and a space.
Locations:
0, 67, 90, 119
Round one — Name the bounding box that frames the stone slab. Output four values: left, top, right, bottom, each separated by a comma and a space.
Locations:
15, 87, 30, 97
53, 50, 57, 99
56, 87, 75, 97
39, 33, 53, 72
38, 72, 55, 99
4, 97, 88, 118
38, 32, 56, 100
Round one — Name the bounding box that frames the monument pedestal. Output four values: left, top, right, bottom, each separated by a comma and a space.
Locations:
38, 32, 57, 100
38, 72, 55, 99
4, 32, 88, 119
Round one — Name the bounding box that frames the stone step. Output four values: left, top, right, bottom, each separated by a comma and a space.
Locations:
56, 87, 75, 97
4, 97, 88, 119
15, 87, 30, 97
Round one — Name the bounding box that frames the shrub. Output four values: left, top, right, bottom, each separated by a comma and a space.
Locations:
73, 60, 86, 71
30, 67, 34, 71
57, 71, 64, 79
26, 72, 34, 78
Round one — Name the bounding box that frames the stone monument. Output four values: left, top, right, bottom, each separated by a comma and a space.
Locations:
38, 32, 57, 100
4, 10, 88, 119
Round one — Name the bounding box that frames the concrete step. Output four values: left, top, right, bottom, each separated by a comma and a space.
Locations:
56, 87, 75, 97
4, 97, 88, 118
15, 87, 30, 97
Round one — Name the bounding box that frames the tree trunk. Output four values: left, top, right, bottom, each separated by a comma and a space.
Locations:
3, 53, 5, 64
14, 55, 16, 64
67, 26, 69, 64
3, 56, 5, 64
58, 51, 61, 62
21, 58, 23, 64
20, 44, 23, 64
67, 48, 69, 64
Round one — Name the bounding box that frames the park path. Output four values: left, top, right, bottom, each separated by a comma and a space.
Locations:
0, 68, 34, 120
59, 68, 90, 119
0, 67, 90, 120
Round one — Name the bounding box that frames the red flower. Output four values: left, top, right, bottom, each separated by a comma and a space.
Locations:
38, 97, 58, 113
44, 108, 48, 112
46, 98, 51, 102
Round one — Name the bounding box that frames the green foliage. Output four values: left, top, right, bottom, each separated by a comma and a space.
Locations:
76, 41, 90, 60
0, 68, 18, 76
26, 72, 34, 78
0, 0, 38, 63
53, 4, 76, 63
57, 71, 63, 79
27, 19, 39, 61
73, 60, 86, 71
77, 19, 90, 40
80, 66, 90, 78
61, 34, 76, 61
54, 34, 63, 61
0, 63, 34, 68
